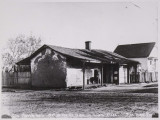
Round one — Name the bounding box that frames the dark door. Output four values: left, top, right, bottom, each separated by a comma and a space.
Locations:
103, 64, 111, 84
94, 70, 99, 84
112, 64, 119, 84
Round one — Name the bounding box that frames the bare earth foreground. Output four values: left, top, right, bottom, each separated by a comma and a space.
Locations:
1, 82, 158, 118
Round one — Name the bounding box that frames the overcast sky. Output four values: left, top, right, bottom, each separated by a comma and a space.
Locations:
0, 0, 158, 51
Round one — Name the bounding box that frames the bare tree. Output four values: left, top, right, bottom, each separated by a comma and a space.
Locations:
2, 34, 42, 70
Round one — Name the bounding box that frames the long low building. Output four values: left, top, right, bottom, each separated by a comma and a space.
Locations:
15, 41, 139, 89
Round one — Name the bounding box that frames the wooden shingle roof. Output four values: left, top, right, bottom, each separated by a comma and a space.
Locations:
114, 42, 155, 58
17, 44, 139, 65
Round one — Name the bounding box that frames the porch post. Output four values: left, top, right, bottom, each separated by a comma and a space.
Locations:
82, 61, 85, 90
17, 65, 19, 85
127, 65, 130, 84
134, 64, 137, 83
117, 64, 119, 85
101, 63, 104, 86
29, 65, 32, 87
111, 64, 113, 83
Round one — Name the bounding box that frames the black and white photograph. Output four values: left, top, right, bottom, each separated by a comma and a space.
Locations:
0, 0, 159, 118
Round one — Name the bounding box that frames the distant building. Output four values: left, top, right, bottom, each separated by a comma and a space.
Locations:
114, 42, 158, 83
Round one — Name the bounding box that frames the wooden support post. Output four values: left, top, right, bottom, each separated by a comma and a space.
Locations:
117, 64, 119, 85
83, 62, 85, 90
111, 65, 113, 83
101, 64, 103, 86
144, 72, 146, 83
29, 65, 32, 87
17, 65, 19, 85
127, 65, 130, 84
134, 64, 137, 83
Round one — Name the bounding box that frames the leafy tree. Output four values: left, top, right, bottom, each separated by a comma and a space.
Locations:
2, 34, 42, 70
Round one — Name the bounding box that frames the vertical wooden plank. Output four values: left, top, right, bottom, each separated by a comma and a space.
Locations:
134, 64, 137, 83
144, 72, 146, 82
30, 65, 32, 87
117, 64, 119, 85
101, 64, 103, 86
127, 65, 130, 84
83, 62, 85, 90
16, 65, 20, 85
111, 65, 113, 83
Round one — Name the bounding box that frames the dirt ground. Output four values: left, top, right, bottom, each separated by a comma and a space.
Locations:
1, 82, 158, 118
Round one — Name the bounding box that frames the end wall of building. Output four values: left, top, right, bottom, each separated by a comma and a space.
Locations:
31, 48, 67, 88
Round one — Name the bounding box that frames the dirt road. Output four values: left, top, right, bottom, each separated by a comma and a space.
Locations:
1, 82, 158, 118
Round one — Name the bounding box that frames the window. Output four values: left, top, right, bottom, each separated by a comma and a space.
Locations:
150, 60, 152, 65
114, 77, 118, 80
114, 71, 118, 74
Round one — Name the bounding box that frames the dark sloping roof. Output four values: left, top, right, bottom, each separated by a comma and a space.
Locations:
114, 42, 155, 58
17, 44, 139, 65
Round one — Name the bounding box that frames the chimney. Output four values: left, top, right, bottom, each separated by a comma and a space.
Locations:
85, 41, 91, 50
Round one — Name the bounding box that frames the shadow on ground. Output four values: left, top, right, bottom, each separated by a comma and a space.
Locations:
128, 88, 158, 93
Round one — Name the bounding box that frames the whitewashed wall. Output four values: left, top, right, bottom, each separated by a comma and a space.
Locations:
148, 45, 158, 72
149, 45, 158, 58
129, 58, 148, 71
30, 48, 67, 88
66, 68, 83, 87
147, 58, 158, 72
66, 68, 100, 87
119, 66, 127, 84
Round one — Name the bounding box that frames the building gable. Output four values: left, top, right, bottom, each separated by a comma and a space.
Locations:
149, 45, 158, 58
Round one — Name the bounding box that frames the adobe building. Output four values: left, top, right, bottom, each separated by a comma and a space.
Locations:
16, 42, 139, 89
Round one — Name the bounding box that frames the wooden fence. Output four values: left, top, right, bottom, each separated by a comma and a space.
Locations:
1, 71, 158, 88
130, 72, 158, 83
130, 73, 140, 83
140, 72, 158, 82
2, 71, 31, 88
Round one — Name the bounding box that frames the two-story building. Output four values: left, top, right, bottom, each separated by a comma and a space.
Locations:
114, 42, 158, 83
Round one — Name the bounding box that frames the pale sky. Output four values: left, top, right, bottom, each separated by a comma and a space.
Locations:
0, 0, 158, 51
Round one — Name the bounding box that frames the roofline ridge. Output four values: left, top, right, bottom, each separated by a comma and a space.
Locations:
117, 42, 155, 46
47, 44, 80, 50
